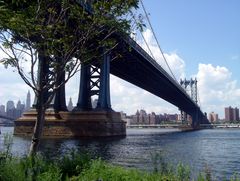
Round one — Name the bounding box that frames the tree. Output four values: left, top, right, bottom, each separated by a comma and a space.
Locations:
0, 0, 140, 155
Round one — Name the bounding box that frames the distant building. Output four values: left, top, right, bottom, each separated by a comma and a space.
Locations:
149, 112, 156, 124
6, 100, 15, 112
120, 111, 130, 125
0, 105, 5, 115
132, 110, 140, 124
167, 114, 178, 122
139, 109, 148, 124
16, 100, 25, 118
233, 107, 239, 121
92, 99, 98, 109
126, 109, 180, 125
158, 113, 178, 123
225, 106, 239, 122
25, 90, 31, 111
67, 97, 74, 111
208, 112, 219, 123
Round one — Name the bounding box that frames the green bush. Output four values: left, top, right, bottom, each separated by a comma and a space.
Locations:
58, 150, 91, 179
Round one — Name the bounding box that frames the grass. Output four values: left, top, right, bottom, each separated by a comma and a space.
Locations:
0, 150, 225, 181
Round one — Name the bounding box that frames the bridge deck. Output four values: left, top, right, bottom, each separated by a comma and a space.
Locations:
109, 36, 202, 116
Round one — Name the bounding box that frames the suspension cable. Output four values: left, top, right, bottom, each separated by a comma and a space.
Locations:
130, 11, 155, 59
140, 0, 177, 81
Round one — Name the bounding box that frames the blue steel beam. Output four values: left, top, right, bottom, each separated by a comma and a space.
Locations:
74, 63, 92, 111
96, 53, 112, 110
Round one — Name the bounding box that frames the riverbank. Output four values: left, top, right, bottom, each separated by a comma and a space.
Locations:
0, 150, 225, 181
2, 127, 240, 179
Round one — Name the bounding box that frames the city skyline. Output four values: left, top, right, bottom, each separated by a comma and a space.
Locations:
0, 91, 31, 122
1, 1, 240, 118
1, 91, 240, 124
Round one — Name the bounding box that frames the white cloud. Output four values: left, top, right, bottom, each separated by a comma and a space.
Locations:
110, 75, 178, 115
0, 29, 186, 115
2, 28, 240, 119
0, 64, 31, 105
0, 44, 37, 106
138, 29, 185, 80
196, 63, 240, 118
109, 29, 186, 115
66, 29, 185, 115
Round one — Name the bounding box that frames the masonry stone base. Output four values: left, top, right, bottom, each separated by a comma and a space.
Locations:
14, 110, 126, 137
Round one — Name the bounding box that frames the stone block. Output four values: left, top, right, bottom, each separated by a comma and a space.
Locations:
14, 111, 126, 137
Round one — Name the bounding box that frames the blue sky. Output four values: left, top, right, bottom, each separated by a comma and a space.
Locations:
143, 0, 240, 79
0, 1, 240, 119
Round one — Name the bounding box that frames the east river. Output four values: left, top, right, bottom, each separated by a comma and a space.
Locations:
1, 127, 240, 179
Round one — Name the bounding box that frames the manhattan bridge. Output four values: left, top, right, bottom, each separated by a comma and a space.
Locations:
2, 1, 210, 137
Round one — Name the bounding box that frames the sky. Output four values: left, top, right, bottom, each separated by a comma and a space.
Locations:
0, 1, 240, 118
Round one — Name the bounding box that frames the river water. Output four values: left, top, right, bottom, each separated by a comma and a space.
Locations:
1, 127, 240, 179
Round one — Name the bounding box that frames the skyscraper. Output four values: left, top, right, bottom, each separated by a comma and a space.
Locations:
67, 97, 74, 111
0, 105, 5, 115
26, 90, 31, 111
16, 100, 25, 118
6, 100, 15, 111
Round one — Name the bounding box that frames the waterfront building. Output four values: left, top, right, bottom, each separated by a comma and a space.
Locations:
158, 113, 178, 123
119, 109, 181, 125
225, 107, 233, 122
132, 110, 140, 124
131, 110, 152, 125
139, 109, 148, 124
120, 111, 133, 125
225, 106, 239, 122
149, 112, 156, 124
233, 107, 239, 121
167, 114, 178, 122
208, 112, 219, 123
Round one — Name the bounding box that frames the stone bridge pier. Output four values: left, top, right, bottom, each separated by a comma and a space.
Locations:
14, 52, 126, 137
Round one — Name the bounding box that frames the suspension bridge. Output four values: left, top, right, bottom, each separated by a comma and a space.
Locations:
13, 1, 209, 137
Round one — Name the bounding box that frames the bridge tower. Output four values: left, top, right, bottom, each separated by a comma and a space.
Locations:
73, 53, 112, 111
180, 78, 198, 125
14, 51, 125, 137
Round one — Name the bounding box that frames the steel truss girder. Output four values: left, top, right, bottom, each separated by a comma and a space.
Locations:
179, 78, 198, 124
74, 53, 112, 111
